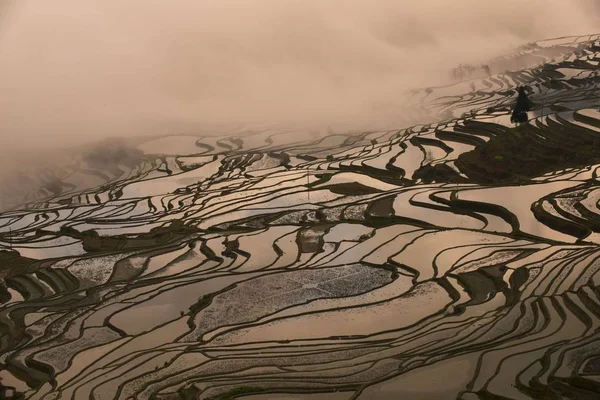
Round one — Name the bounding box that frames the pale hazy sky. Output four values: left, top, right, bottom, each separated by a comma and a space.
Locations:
0, 0, 598, 156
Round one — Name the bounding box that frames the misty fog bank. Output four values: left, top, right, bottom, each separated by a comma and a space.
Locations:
0, 0, 599, 158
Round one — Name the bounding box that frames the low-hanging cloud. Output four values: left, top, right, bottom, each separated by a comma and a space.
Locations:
0, 0, 598, 159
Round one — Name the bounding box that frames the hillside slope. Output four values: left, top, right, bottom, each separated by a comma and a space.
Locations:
0, 34, 600, 400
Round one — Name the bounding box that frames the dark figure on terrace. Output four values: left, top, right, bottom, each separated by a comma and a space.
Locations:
511, 86, 533, 124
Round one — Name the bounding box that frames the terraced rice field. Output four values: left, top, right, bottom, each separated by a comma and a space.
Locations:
1, 34, 600, 399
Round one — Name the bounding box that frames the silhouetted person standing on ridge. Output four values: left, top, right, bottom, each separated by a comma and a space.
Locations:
511, 86, 533, 124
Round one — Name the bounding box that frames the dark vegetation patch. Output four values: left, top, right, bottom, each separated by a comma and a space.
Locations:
412, 164, 469, 184
454, 266, 508, 307
178, 155, 219, 172
210, 386, 264, 400
177, 386, 202, 400
189, 294, 212, 314
455, 123, 600, 184
326, 183, 382, 195
48, 221, 198, 252
0, 251, 37, 279
583, 356, 600, 375
297, 224, 333, 253
453, 265, 530, 311
366, 196, 395, 218
177, 385, 266, 400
